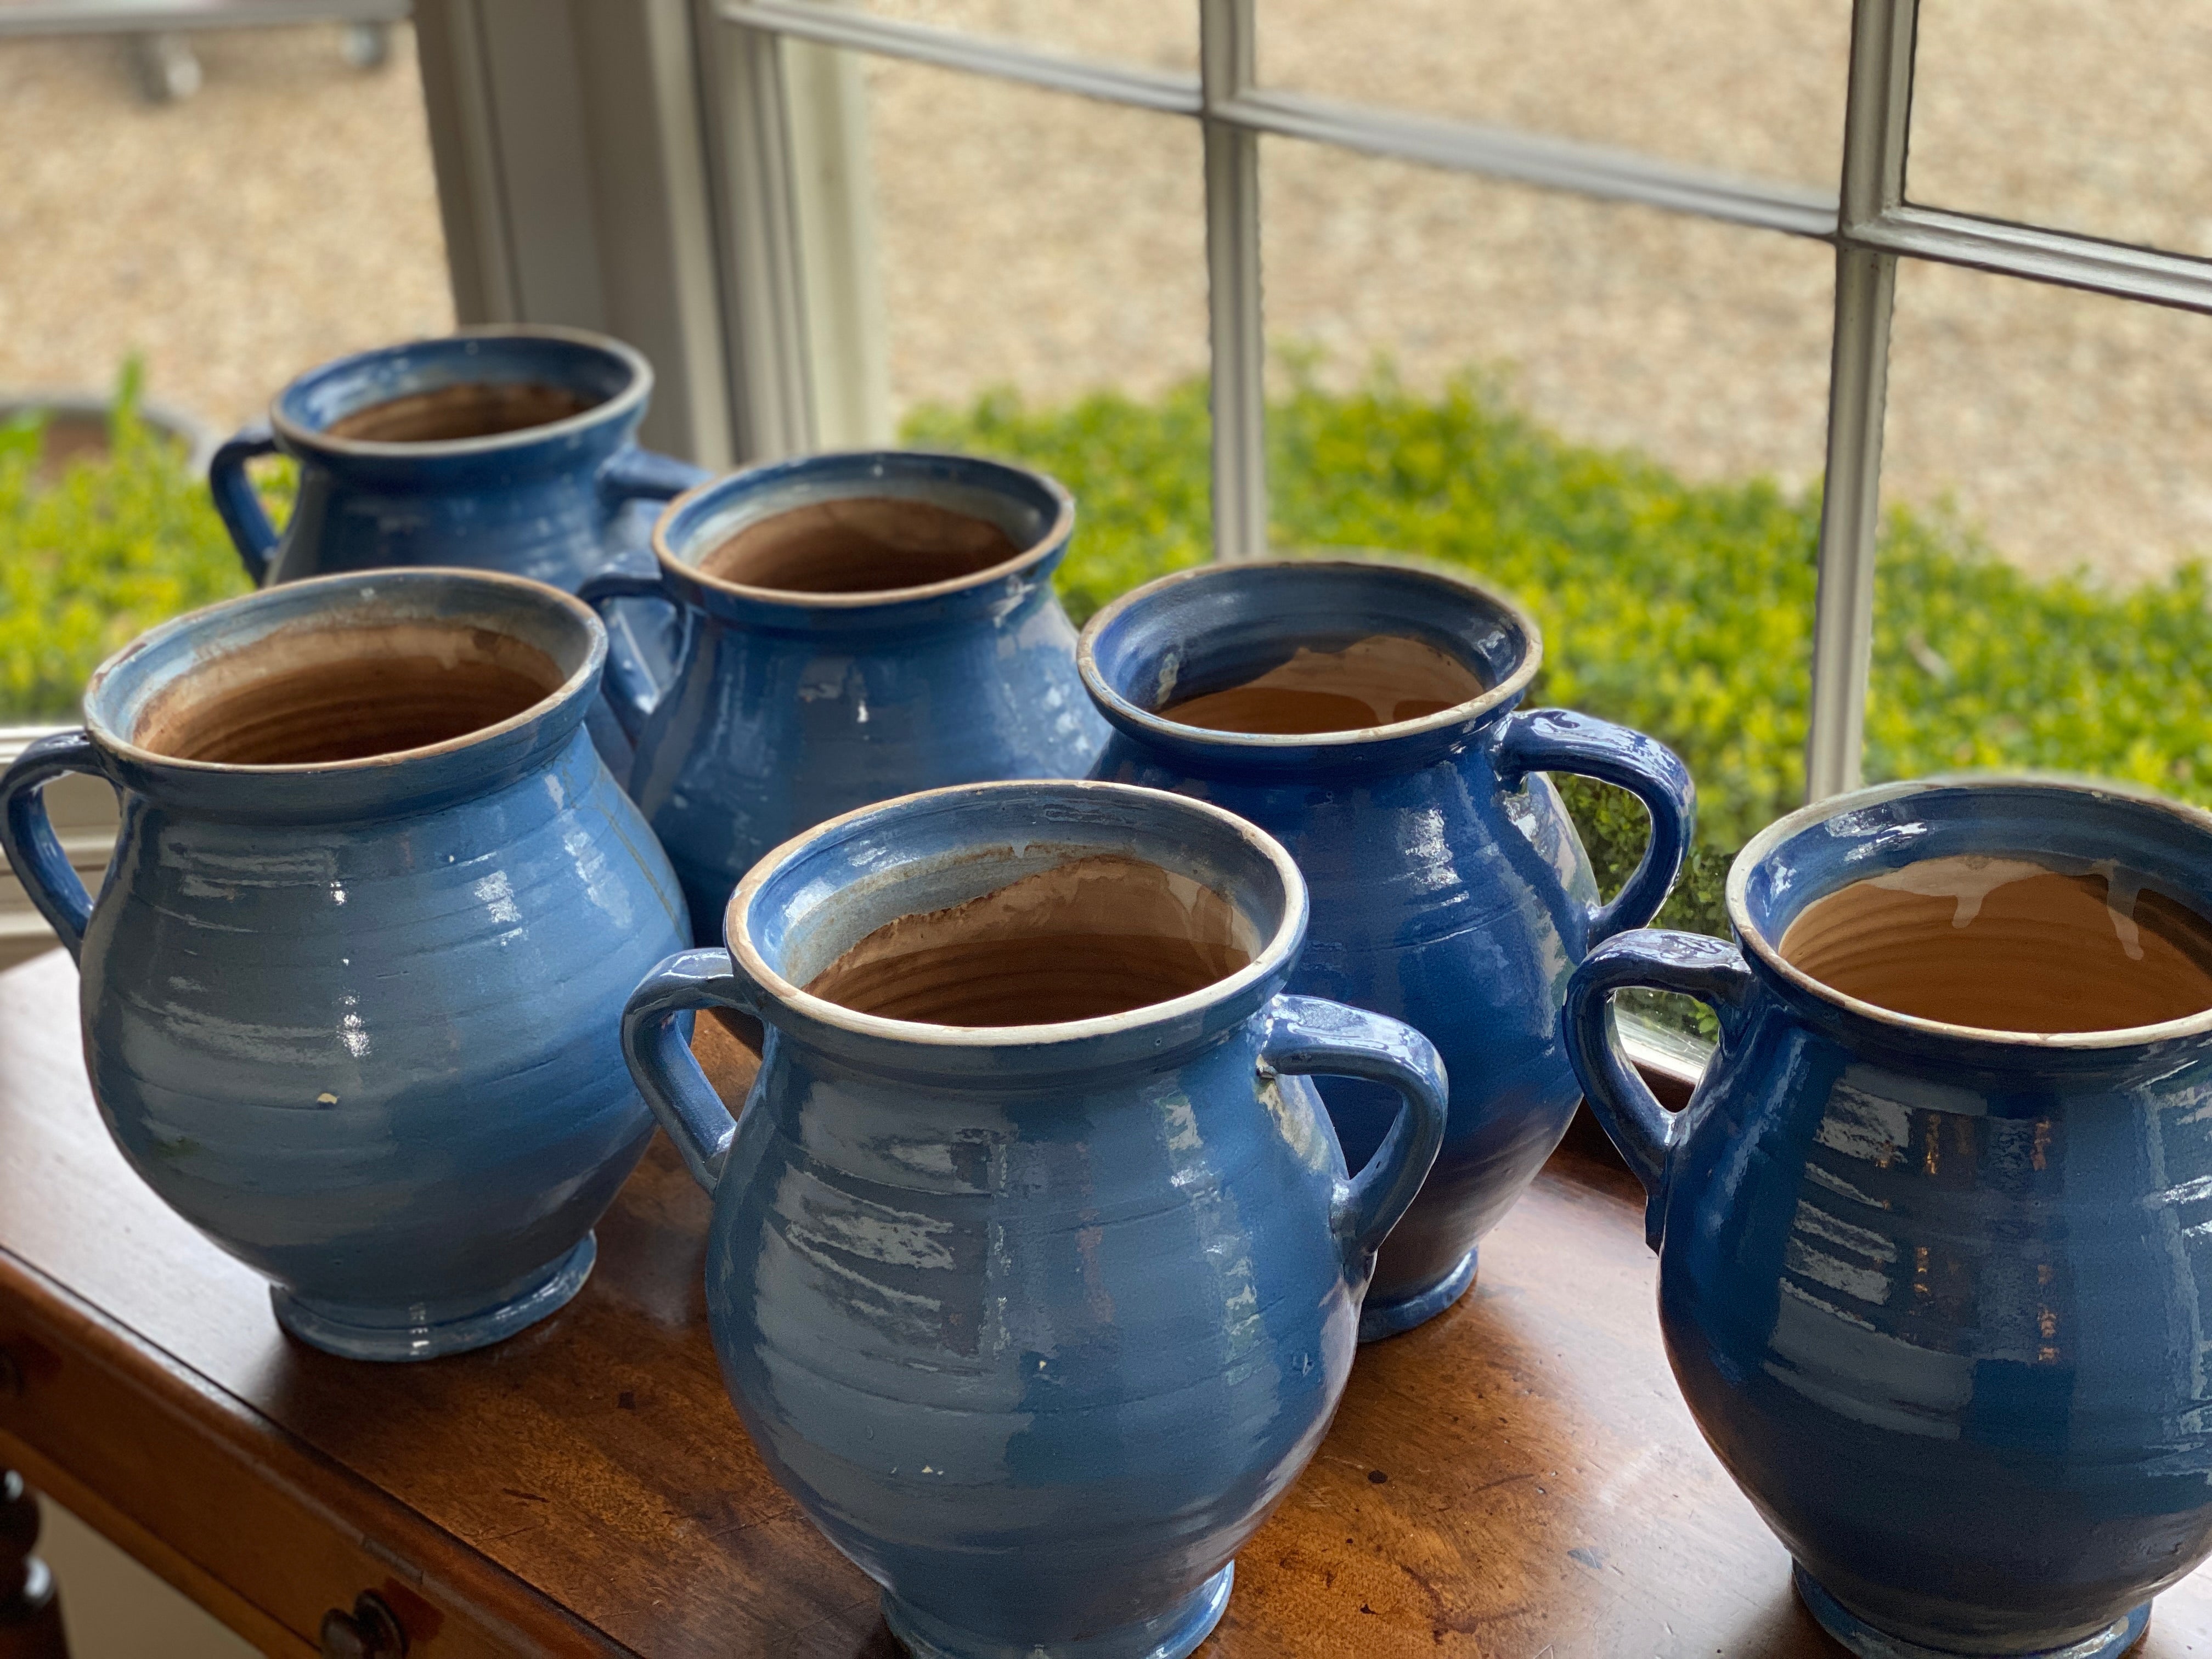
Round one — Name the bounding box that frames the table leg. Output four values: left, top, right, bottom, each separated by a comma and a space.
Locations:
0, 1469, 67, 1658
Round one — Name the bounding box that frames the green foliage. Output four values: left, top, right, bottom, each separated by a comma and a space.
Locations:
907, 368, 2212, 958
0, 363, 278, 722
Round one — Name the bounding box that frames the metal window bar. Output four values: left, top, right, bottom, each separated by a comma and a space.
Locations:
712, 0, 2212, 802
1199, 0, 1267, 563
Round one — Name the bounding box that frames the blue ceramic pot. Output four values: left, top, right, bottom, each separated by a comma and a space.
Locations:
620, 780, 1447, 1659
208, 327, 707, 765
580, 451, 1109, 941
1080, 559, 1692, 1340
208, 326, 704, 589
1564, 777, 2212, 1659
0, 568, 689, 1361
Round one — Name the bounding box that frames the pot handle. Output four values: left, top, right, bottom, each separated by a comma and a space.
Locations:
210, 424, 283, 584
1561, 928, 1753, 1250
1260, 994, 1449, 1272
598, 445, 709, 507
0, 731, 115, 962
577, 569, 677, 743
621, 946, 763, 1192
1495, 708, 1695, 944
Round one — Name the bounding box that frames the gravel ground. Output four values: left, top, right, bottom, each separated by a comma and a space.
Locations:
4, 6, 2210, 584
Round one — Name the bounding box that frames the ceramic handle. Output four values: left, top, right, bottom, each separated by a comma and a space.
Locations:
1561, 928, 1753, 1251
621, 946, 762, 1192
597, 445, 709, 507
577, 569, 676, 743
210, 424, 283, 584
0, 731, 114, 962
1260, 994, 1448, 1272
1495, 708, 1696, 943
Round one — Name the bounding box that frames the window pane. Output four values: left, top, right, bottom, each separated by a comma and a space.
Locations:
835, 53, 1210, 602
1909, 0, 2212, 256
832, 1, 1195, 72
0, 25, 450, 434
1866, 262, 2212, 804
1261, 139, 1835, 958
1255, 0, 1848, 189
1, 24, 451, 723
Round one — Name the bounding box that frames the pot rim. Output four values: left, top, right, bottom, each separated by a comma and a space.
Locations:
649, 449, 1078, 611
1076, 555, 1543, 750
1727, 772, 2212, 1049
82, 566, 606, 777
724, 780, 1310, 1049
268, 325, 653, 461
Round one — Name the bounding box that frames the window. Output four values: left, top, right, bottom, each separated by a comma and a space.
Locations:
670, 0, 2209, 916
13, 1, 2211, 1011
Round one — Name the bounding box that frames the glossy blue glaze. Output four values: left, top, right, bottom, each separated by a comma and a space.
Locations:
1080, 559, 1692, 1339
1564, 777, 2212, 1657
580, 452, 1109, 941
210, 327, 704, 589
0, 569, 690, 1361
208, 327, 707, 767
620, 781, 1447, 1658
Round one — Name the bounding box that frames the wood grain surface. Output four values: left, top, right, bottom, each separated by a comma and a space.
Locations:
3, 945, 2209, 1656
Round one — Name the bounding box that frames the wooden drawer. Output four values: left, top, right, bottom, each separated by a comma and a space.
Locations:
0, 1252, 618, 1657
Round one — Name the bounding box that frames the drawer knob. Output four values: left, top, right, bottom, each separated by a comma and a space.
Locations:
320, 1590, 408, 1658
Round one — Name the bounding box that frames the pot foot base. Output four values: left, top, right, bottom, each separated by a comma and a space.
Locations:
1358, 1247, 1477, 1343
882, 1562, 1233, 1659
1793, 1566, 2149, 1659
272, 1233, 597, 1362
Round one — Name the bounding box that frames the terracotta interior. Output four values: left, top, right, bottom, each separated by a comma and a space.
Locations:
696, 496, 1024, 595
803, 853, 1255, 1026
132, 621, 565, 765
1158, 634, 1488, 735
324, 381, 600, 443
1777, 855, 2212, 1032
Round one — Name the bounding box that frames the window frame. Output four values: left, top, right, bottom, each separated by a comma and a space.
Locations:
703, 0, 2212, 802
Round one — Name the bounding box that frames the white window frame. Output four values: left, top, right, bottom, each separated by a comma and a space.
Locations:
691, 0, 2212, 804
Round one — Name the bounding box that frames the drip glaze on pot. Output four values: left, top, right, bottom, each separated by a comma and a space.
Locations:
1778, 855, 2212, 1032
805, 853, 1254, 1026
132, 622, 563, 765
1158, 635, 1487, 735
697, 496, 1023, 595
325, 381, 600, 443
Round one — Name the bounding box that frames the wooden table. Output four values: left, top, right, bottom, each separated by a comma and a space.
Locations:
4, 945, 2209, 1657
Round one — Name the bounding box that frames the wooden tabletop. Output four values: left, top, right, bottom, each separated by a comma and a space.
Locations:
4, 944, 2210, 1657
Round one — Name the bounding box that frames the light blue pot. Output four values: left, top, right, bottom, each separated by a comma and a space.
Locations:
0, 568, 689, 1360
1565, 777, 2212, 1658
580, 452, 1109, 941
1080, 559, 1692, 1339
620, 780, 1447, 1659
209, 326, 703, 590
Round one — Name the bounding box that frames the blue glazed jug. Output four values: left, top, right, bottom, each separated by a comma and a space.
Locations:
1080, 559, 1692, 1339
620, 780, 1447, 1659
208, 326, 704, 590
0, 568, 690, 1360
580, 451, 1109, 940
1564, 778, 2212, 1659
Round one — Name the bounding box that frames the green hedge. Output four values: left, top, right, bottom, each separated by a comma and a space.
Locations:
1, 366, 258, 721
908, 371, 2212, 939
9, 366, 2208, 958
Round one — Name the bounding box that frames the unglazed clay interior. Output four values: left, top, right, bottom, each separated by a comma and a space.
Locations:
1157, 635, 1488, 735
1777, 855, 2212, 1032
324, 381, 601, 443
804, 853, 1255, 1026
132, 621, 565, 765
695, 496, 1024, 594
